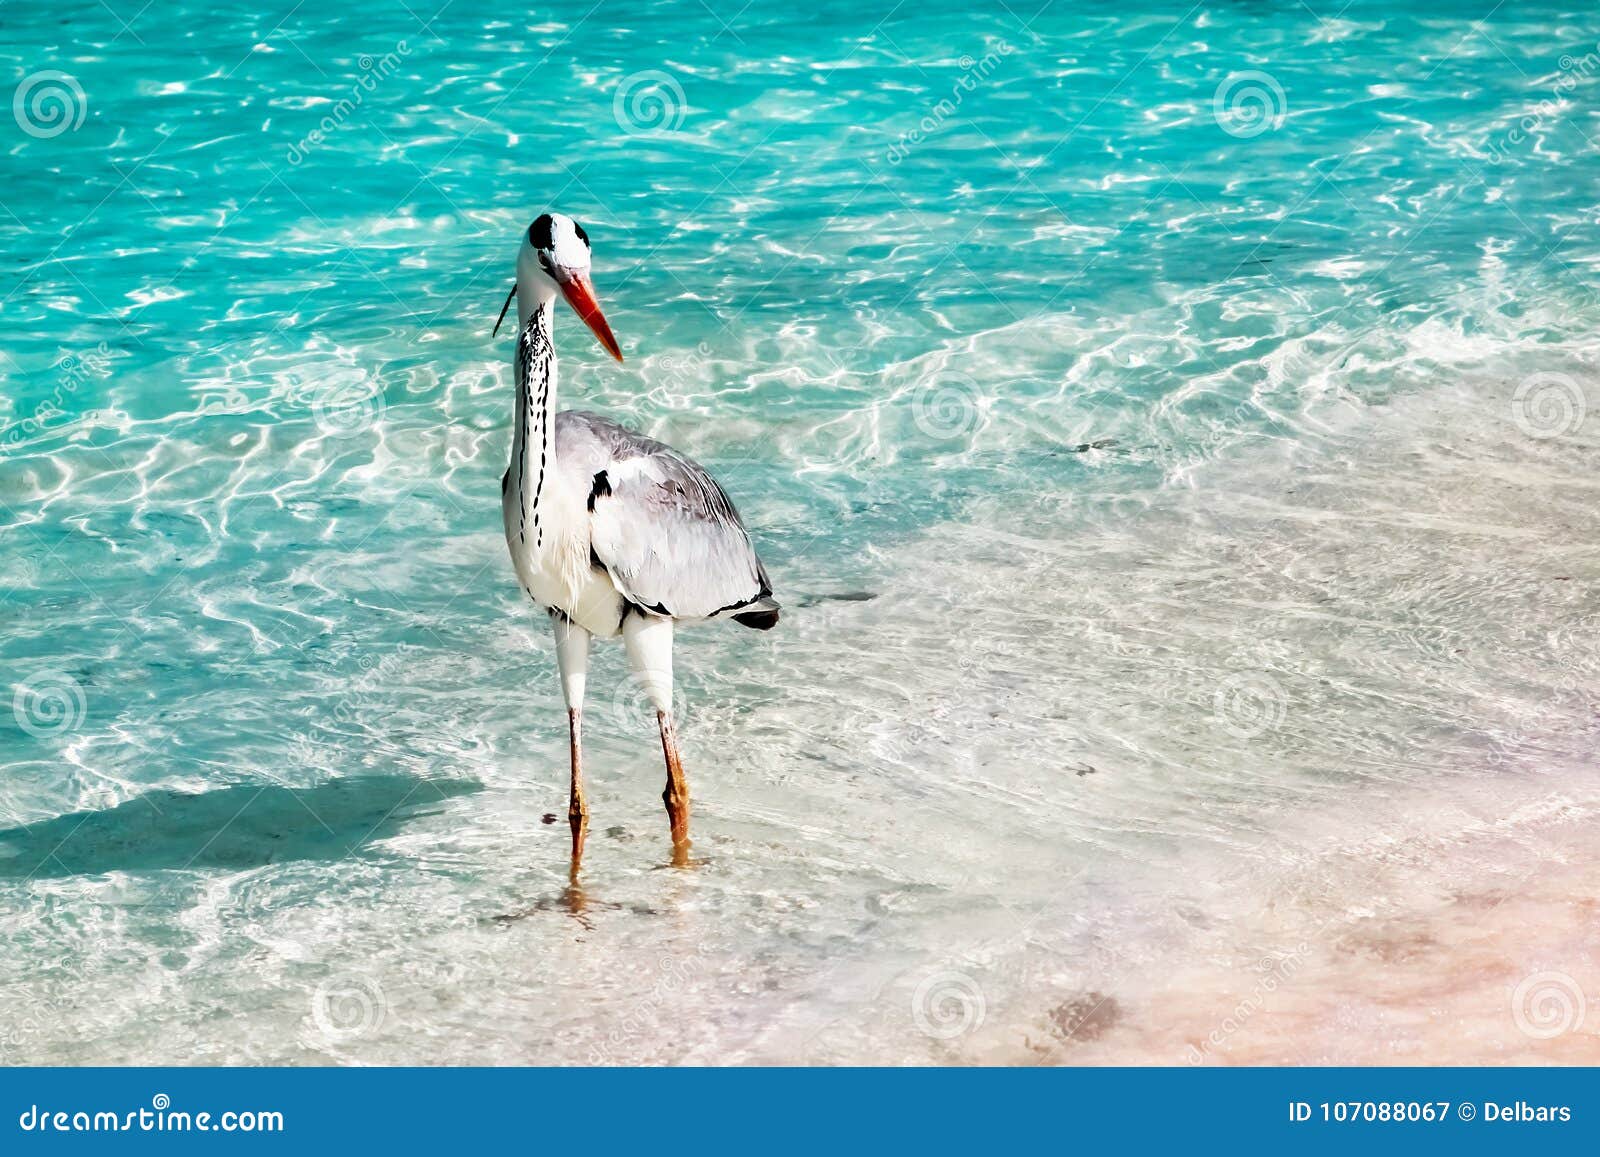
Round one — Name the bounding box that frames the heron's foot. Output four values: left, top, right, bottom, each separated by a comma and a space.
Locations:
662, 779, 692, 860
568, 804, 589, 875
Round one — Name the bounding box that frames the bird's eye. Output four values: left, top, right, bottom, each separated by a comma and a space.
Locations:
528, 214, 555, 250
572, 221, 590, 248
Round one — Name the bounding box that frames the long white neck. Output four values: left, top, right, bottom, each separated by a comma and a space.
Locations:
507, 296, 559, 552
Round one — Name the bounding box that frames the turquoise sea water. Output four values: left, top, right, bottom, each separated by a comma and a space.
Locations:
4, 2, 1600, 1063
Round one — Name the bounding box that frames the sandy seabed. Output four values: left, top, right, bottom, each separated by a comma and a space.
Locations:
1047, 793, 1600, 1066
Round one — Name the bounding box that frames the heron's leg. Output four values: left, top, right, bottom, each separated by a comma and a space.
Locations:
657, 710, 690, 860
621, 614, 689, 860
566, 709, 586, 870
552, 614, 592, 871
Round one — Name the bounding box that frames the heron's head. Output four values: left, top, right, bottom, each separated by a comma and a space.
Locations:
497, 211, 622, 362
518, 212, 590, 290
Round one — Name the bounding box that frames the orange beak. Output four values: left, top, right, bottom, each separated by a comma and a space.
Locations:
558, 275, 623, 362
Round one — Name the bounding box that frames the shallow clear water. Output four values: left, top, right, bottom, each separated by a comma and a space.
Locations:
3, 1, 1600, 1064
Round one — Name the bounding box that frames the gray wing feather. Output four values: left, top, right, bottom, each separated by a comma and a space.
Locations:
556, 411, 775, 620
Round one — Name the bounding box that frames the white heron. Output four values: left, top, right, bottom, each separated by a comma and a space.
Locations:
493, 212, 778, 868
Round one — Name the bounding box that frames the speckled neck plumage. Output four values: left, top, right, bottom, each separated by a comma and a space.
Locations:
508, 303, 556, 551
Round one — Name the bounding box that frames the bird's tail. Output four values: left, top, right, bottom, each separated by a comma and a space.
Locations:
732, 596, 780, 631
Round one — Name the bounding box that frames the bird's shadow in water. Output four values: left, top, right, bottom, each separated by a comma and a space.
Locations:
0, 774, 480, 879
